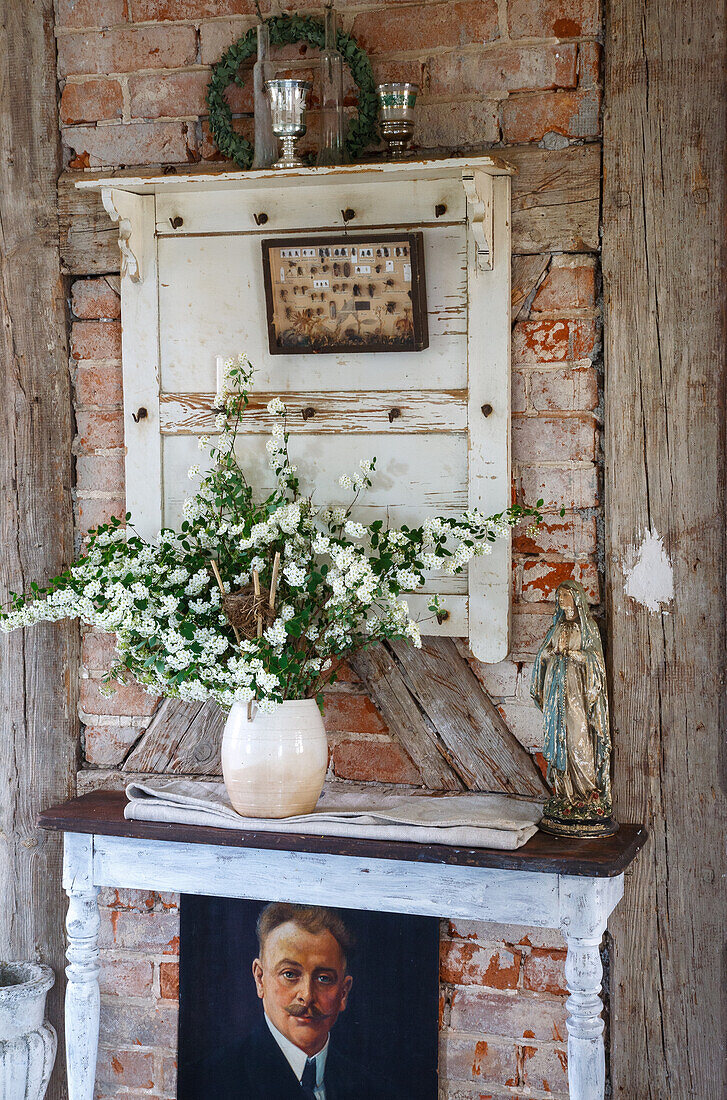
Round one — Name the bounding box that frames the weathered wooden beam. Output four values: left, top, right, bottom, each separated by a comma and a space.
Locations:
349, 646, 465, 791
388, 638, 547, 798
0, 4, 79, 1097
511, 254, 550, 321
58, 144, 601, 276
124, 698, 225, 775
603, 0, 727, 1095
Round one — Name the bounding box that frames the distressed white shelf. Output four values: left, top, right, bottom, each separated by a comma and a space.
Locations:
78, 157, 514, 660
40, 792, 646, 1100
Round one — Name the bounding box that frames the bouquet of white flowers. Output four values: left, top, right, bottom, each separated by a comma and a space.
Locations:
0, 355, 545, 713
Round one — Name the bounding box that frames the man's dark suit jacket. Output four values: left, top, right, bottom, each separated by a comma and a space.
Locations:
183, 1020, 399, 1099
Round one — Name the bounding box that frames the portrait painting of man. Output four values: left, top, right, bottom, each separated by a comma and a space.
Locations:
178, 897, 439, 1099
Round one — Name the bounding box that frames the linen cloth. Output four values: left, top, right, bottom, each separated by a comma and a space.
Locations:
124, 778, 542, 850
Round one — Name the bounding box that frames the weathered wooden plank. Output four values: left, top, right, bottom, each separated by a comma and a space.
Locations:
0, 4, 79, 1097
58, 145, 601, 275
603, 0, 727, 1095
124, 698, 225, 775
388, 638, 547, 797
511, 254, 550, 321
160, 389, 468, 434
349, 647, 465, 791
506, 143, 601, 255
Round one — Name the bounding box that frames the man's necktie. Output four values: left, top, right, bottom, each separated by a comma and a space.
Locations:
301, 1056, 317, 1098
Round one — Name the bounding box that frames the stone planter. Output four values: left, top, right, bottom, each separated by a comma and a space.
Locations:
0, 962, 56, 1100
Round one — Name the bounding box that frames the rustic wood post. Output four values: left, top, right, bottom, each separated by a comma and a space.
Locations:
603, 0, 727, 1095
0, 3, 79, 1097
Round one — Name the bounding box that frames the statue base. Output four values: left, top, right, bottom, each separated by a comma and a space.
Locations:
538, 814, 619, 839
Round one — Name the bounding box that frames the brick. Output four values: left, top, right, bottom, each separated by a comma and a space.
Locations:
75, 363, 124, 407
128, 70, 210, 119
429, 43, 577, 98
57, 26, 197, 77
440, 940, 520, 989
415, 100, 499, 149
512, 416, 596, 464
98, 958, 154, 998
520, 557, 599, 602
61, 78, 123, 124
72, 278, 121, 320
528, 366, 599, 412
159, 961, 179, 999
352, 1, 499, 54
371, 57, 430, 89
71, 320, 122, 361
76, 497, 127, 535
531, 256, 596, 315
331, 739, 421, 784
513, 319, 584, 363
518, 465, 598, 511
579, 41, 602, 88
131, 0, 256, 18
161, 1056, 178, 1094
513, 515, 597, 555
75, 408, 125, 452
496, 701, 544, 752
80, 677, 160, 717
323, 693, 388, 736
85, 724, 141, 766
501, 87, 601, 142
100, 909, 180, 952
519, 1041, 569, 1092
510, 607, 555, 657
508, 0, 601, 37
96, 1048, 154, 1091
99, 888, 159, 909
200, 116, 252, 160
64, 121, 196, 168
77, 453, 126, 496
443, 919, 565, 949
511, 369, 528, 413
199, 18, 258, 66
440, 1036, 518, 1087
523, 947, 568, 995
56, 0, 129, 28
99, 1001, 178, 1049
449, 987, 567, 1040
82, 631, 118, 669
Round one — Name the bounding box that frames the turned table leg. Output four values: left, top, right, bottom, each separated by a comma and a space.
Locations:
559, 874, 624, 1100
63, 833, 100, 1100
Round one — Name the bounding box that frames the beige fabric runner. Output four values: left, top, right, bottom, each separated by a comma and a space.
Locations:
124, 778, 542, 850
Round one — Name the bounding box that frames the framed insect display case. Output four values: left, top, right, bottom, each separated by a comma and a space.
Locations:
261, 232, 429, 354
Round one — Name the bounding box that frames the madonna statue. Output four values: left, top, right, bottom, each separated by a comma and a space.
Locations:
531, 579, 617, 838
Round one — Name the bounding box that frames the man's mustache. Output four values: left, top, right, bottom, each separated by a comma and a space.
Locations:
285, 1001, 327, 1021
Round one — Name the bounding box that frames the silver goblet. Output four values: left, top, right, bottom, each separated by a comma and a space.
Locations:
376, 82, 419, 158
265, 78, 313, 169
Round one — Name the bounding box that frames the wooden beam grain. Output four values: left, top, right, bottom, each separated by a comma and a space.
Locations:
0, 4, 79, 1097
124, 698, 224, 775
389, 638, 547, 797
603, 0, 727, 1095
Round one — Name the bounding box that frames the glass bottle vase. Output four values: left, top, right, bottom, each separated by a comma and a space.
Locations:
317, 3, 348, 166
252, 23, 278, 170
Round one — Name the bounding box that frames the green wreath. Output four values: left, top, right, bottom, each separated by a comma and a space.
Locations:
206, 14, 378, 170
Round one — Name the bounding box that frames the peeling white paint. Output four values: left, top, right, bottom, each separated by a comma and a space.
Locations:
623, 528, 674, 613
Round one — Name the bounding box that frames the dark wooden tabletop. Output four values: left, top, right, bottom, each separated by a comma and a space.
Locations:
38, 790, 646, 878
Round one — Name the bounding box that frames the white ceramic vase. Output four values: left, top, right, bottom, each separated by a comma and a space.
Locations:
222, 698, 328, 818
0, 962, 56, 1100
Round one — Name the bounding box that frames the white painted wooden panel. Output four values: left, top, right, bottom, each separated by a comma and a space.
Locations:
159, 389, 467, 435
90, 834, 560, 926
157, 226, 467, 393
156, 177, 466, 236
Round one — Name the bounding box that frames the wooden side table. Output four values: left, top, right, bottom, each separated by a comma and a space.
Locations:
39, 792, 646, 1100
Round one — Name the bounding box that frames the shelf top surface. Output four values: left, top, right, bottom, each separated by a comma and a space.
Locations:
39, 791, 646, 878
73, 155, 515, 196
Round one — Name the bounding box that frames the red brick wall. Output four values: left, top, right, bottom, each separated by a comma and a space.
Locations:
59, 2, 603, 1095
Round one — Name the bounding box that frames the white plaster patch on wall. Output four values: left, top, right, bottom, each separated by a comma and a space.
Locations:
623, 528, 674, 613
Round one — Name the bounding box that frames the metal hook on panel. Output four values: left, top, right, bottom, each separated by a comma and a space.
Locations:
132, 407, 148, 423
169, 216, 184, 229
302, 407, 316, 421
253, 212, 269, 225
341, 208, 355, 223
388, 407, 401, 423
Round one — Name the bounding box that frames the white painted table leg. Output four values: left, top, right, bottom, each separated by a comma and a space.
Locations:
559, 874, 624, 1100
563, 932, 605, 1099
63, 833, 100, 1100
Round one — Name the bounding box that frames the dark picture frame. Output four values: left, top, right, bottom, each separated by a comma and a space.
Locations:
261, 232, 429, 354
177, 895, 440, 1099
